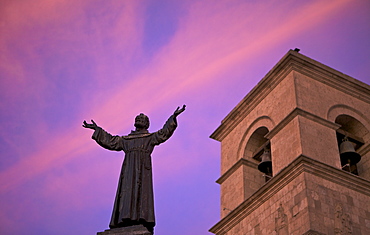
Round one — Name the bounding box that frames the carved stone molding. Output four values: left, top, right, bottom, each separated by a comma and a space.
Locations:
275, 204, 289, 235
334, 204, 352, 234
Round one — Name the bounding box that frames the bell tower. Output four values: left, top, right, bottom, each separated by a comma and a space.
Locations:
210, 50, 370, 234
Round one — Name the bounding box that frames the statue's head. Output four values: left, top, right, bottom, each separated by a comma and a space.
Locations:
134, 113, 150, 130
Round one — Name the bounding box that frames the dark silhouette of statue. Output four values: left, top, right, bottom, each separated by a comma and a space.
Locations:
83, 105, 186, 233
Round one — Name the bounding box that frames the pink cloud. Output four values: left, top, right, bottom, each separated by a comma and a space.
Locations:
1, 1, 368, 234
0, 0, 143, 102
0, 0, 354, 196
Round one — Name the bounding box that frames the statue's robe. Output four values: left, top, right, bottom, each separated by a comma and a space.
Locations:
92, 115, 177, 231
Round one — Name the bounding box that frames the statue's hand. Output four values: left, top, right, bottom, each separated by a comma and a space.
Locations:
174, 105, 186, 117
82, 120, 98, 130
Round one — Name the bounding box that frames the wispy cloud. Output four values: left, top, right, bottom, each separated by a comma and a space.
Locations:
0, 0, 366, 234
0, 0, 352, 193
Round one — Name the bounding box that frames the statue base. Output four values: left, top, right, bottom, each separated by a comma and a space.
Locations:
97, 225, 152, 235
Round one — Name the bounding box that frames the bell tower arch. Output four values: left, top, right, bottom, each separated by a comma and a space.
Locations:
210, 50, 370, 235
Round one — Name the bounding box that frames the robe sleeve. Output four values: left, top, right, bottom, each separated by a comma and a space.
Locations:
151, 115, 178, 146
92, 127, 124, 151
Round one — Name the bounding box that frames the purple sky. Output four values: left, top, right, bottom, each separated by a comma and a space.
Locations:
1, 1, 369, 234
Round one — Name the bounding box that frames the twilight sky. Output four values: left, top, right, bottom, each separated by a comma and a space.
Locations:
1, 1, 369, 234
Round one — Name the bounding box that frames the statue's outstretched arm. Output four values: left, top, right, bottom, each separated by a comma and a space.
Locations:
83, 120, 123, 151
173, 105, 186, 117
82, 120, 98, 130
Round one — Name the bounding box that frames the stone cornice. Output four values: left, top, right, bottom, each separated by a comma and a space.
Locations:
209, 155, 370, 234
290, 55, 370, 104
265, 107, 341, 139
216, 158, 258, 184
210, 51, 295, 142
210, 50, 370, 142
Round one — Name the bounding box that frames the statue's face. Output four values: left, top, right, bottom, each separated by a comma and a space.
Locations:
134, 114, 149, 129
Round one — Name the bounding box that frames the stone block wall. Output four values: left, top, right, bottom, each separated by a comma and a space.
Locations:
225, 173, 310, 235
210, 51, 370, 234
305, 173, 370, 234
220, 166, 244, 218
210, 156, 370, 235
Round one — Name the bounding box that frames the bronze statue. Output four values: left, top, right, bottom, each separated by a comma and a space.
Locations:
83, 105, 186, 233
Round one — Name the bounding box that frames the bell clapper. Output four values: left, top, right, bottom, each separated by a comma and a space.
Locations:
262, 174, 272, 179
341, 163, 350, 169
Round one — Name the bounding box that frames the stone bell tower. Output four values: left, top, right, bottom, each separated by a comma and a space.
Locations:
209, 50, 370, 234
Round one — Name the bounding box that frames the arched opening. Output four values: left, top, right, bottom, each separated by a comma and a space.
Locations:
335, 115, 367, 175
244, 127, 271, 181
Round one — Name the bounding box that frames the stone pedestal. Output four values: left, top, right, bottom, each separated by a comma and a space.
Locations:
97, 225, 152, 235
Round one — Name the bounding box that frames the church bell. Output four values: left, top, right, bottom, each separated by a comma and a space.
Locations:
258, 149, 272, 175
339, 137, 361, 166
